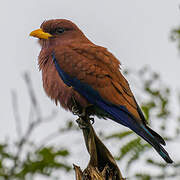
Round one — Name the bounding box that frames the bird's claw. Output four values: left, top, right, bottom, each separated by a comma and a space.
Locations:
72, 96, 95, 128
72, 105, 82, 116
89, 118, 94, 125
71, 96, 83, 116
76, 117, 95, 129
71, 97, 93, 118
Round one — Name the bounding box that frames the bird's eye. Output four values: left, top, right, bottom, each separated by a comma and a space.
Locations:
56, 28, 65, 34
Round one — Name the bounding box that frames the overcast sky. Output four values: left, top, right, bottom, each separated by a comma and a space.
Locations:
0, 0, 180, 179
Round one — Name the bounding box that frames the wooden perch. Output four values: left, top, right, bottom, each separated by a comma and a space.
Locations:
73, 115, 125, 180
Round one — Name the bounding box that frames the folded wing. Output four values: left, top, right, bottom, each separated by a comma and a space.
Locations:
52, 44, 173, 163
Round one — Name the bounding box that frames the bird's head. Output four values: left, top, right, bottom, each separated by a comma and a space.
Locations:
30, 19, 89, 47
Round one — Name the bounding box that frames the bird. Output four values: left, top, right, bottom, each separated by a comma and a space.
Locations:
30, 19, 173, 163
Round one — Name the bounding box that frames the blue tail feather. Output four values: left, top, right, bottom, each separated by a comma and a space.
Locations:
93, 100, 173, 163
100, 101, 173, 163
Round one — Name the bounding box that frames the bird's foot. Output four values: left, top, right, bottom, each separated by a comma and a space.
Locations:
72, 106, 83, 116
71, 96, 94, 118
76, 116, 95, 129
72, 96, 95, 128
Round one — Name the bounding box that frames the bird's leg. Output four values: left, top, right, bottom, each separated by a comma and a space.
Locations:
71, 96, 83, 116
71, 96, 94, 118
71, 96, 95, 128
83, 104, 95, 125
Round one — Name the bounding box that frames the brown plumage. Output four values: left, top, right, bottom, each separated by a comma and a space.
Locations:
30, 19, 173, 163
37, 20, 89, 109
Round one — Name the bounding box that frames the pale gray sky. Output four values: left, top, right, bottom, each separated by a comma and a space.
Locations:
0, 0, 180, 179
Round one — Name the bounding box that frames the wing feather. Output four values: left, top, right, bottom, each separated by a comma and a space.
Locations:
54, 44, 141, 121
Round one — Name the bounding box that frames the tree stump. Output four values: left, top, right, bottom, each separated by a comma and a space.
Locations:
73, 116, 125, 180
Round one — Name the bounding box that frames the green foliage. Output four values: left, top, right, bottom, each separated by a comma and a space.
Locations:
115, 137, 150, 170
0, 73, 72, 180
171, 27, 180, 51
141, 101, 156, 121
136, 173, 151, 180
15, 147, 70, 179
116, 138, 141, 161
106, 131, 133, 140
0, 143, 71, 180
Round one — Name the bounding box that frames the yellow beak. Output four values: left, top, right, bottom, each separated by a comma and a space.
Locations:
29, 28, 52, 39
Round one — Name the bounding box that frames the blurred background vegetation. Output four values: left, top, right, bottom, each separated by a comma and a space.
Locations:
1, 10, 180, 180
